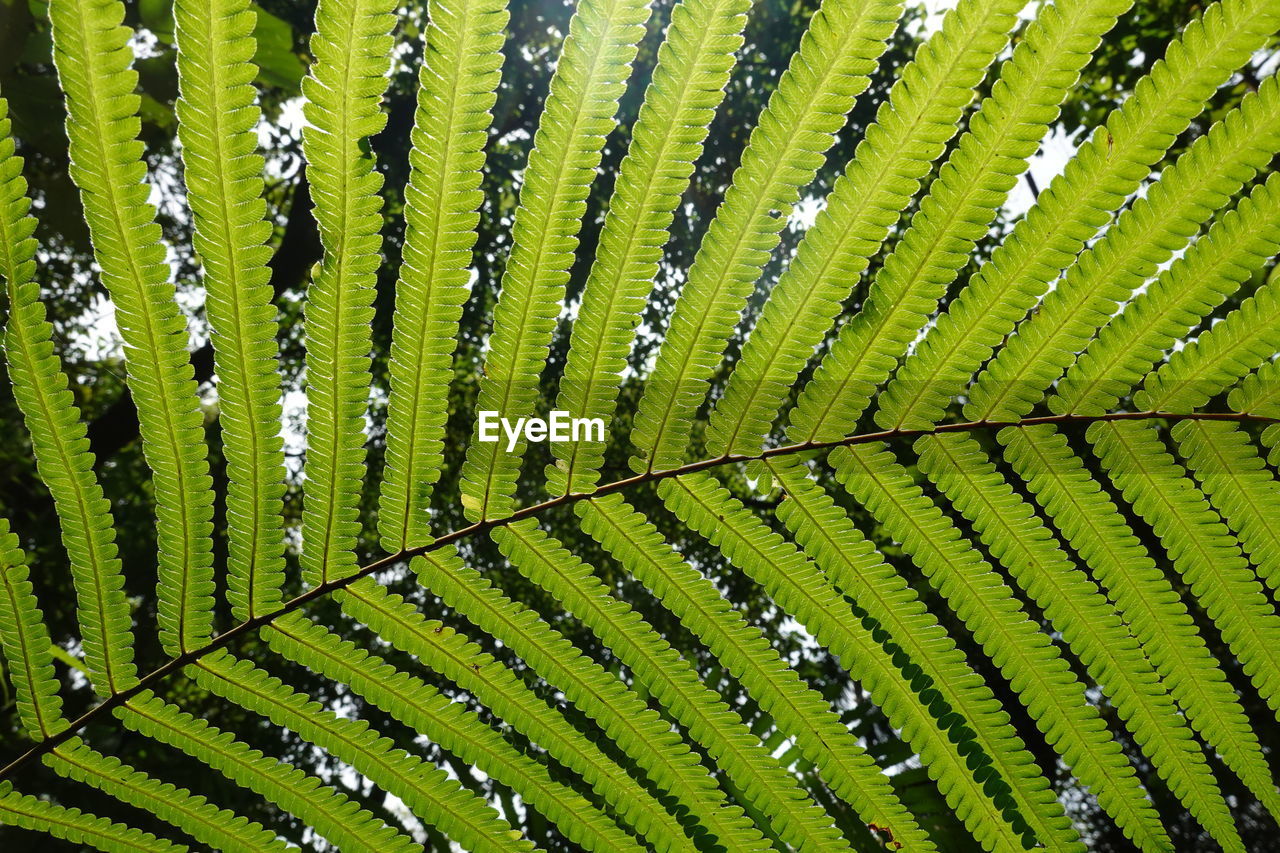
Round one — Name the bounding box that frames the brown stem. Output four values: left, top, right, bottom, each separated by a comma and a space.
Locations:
2, 409, 1275, 781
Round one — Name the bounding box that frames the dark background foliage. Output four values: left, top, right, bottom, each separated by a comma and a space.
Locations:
0, 0, 1276, 848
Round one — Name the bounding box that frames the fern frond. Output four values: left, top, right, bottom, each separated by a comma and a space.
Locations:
263, 614, 649, 853
1154, 334, 1280, 635
0, 518, 68, 738
1230, 359, 1280, 464
334, 578, 699, 853
120, 692, 421, 853
768, 458, 1162, 850
1231, 358, 1280, 418
48, 0, 214, 657
48, 742, 290, 853
174, 0, 286, 620
661, 470, 1070, 852
460, 0, 651, 520
0, 101, 136, 694
1001, 424, 1280, 821
413, 545, 773, 853
1137, 274, 1280, 412
705, 0, 1022, 457
971, 70, 1280, 423
7, 0, 1280, 845
0, 524, 289, 853
578, 493, 936, 851
832, 444, 1171, 850
1053, 173, 1280, 415
885, 0, 1280, 429
767, 457, 1106, 851
379, 0, 508, 547
495, 518, 853, 853
550, 0, 751, 494
631, 0, 901, 472
0, 783, 186, 853
282, 615, 662, 851
1173, 420, 1280, 595
192, 650, 540, 853
299, 0, 397, 585
1089, 421, 1280, 713
917, 432, 1239, 851
788, 0, 1128, 444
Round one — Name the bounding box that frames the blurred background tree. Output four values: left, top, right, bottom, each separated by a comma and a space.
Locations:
0, 0, 1275, 848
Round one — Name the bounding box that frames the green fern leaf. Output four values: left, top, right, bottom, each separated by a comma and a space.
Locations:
579, 493, 936, 851
1231, 356, 1280, 418
631, 0, 902, 471
0, 518, 68, 738
550, 0, 751, 494
788, 0, 1130, 444
48, 0, 215, 657
1001, 424, 1280, 822
334, 577, 699, 853
1137, 273, 1280, 412
299, 0, 398, 586
379, 0, 509, 547
0, 98, 138, 694
414, 545, 773, 853
1230, 359, 1280, 465
661, 470, 1071, 852
48, 742, 290, 853
764, 459, 1068, 851
0, 521, 292, 853
495, 517, 855, 853
5, 0, 1280, 847
918, 432, 1238, 850
120, 691, 421, 853
885, 0, 1280, 429
460, 0, 651, 519
833, 443, 1167, 850
705, 0, 1023, 456
1053, 173, 1280, 415
174, 0, 287, 620
970, 70, 1280, 423
0, 784, 187, 853
263, 614, 654, 853
1171, 421, 1280, 601
1090, 421, 1280, 713
192, 650, 540, 853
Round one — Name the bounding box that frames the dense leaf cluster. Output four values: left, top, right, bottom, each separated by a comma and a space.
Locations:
1, 0, 1279, 850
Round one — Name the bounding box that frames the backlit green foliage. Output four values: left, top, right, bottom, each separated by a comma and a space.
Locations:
1, 0, 1278, 850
